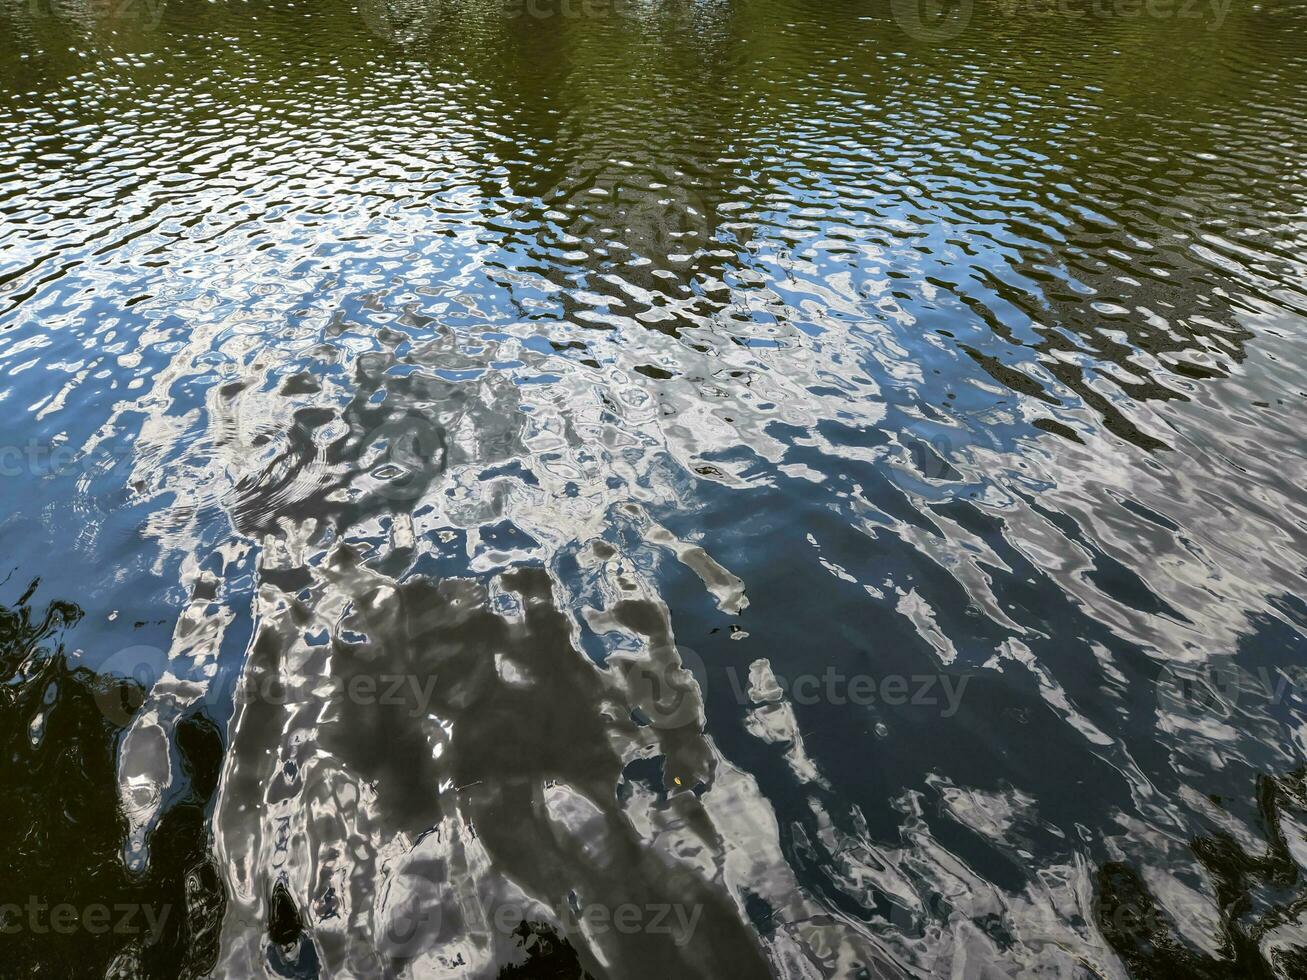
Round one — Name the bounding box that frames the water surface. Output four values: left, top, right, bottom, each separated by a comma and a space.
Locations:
2, 0, 1307, 975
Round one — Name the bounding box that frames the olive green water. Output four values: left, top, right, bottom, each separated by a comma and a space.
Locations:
2, 0, 1307, 976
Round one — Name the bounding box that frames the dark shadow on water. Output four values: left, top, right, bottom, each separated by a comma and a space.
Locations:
1097, 770, 1307, 979
0, 580, 226, 978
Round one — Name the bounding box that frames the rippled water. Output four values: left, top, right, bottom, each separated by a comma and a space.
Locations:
3, 0, 1307, 975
